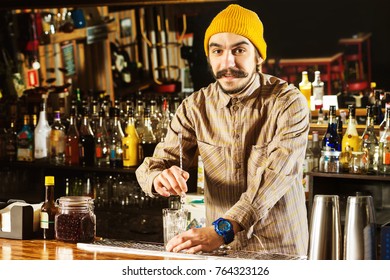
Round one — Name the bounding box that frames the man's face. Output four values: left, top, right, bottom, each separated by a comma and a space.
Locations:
208, 33, 262, 95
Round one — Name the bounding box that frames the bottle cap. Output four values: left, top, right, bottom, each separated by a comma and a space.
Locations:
45, 176, 55, 186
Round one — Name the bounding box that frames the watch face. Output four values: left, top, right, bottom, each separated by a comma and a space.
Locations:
218, 220, 232, 231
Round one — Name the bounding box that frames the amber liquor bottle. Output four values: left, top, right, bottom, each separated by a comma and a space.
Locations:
65, 106, 80, 165
40, 176, 58, 239
79, 108, 96, 167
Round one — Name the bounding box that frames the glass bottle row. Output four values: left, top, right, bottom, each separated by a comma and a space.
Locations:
310, 103, 390, 175
0, 94, 177, 168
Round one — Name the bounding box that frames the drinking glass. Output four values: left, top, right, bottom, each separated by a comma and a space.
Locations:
162, 208, 188, 249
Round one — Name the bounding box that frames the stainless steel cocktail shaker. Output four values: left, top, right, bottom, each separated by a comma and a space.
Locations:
343, 195, 376, 260
308, 195, 342, 260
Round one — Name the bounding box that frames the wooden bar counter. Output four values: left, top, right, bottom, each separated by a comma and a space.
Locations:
0, 238, 186, 260
0, 237, 305, 260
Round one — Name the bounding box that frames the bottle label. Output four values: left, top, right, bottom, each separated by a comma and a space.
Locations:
313, 87, 324, 99
384, 151, 390, 165
110, 148, 116, 159
40, 212, 49, 229
35, 132, 49, 158
50, 130, 65, 153
17, 147, 33, 161
96, 145, 103, 158
302, 158, 313, 195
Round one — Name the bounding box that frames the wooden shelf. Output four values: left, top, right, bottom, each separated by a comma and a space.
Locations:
310, 107, 382, 118
308, 171, 390, 181
309, 123, 378, 137
0, 160, 137, 174
47, 20, 117, 45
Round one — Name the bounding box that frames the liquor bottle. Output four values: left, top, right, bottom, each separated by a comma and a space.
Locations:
379, 92, 390, 138
122, 107, 140, 167
123, 99, 133, 120
34, 101, 51, 161
316, 108, 324, 124
40, 176, 57, 240
342, 105, 360, 153
361, 106, 379, 174
90, 99, 100, 136
30, 114, 38, 130
311, 131, 322, 171
106, 106, 114, 137
379, 108, 390, 174
337, 117, 344, 148
121, 99, 132, 131
65, 106, 80, 165
101, 98, 111, 121
149, 99, 161, 132
135, 99, 144, 128
138, 107, 157, 158
95, 108, 110, 167
4, 120, 18, 161
323, 112, 329, 125
16, 115, 34, 162
49, 111, 66, 165
312, 70, 324, 110
109, 107, 124, 168
373, 89, 384, 125
156, 98, 171, 143
322, 105, 341, 151
79, 108, 96, 167
339, 110, 347, 125
299, 71, 312, 109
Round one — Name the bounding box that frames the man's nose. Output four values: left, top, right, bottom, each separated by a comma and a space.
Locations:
222, 52, 235, 69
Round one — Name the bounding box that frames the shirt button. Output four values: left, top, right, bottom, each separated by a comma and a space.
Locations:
235, 163, 241, 169
232, 105, 239, 111
235, 134, 240, 139
232, 98, 238, 104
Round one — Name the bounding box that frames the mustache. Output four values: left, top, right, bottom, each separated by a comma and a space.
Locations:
215, 68, 248, 79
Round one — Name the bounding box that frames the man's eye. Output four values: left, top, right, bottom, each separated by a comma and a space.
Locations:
233, 48, 245, 55
211, 49, 222, 54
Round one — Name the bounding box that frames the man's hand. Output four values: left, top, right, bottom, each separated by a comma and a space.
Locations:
165, 226, 224, 254
153, 166, 189, 197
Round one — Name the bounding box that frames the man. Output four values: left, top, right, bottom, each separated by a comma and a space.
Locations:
136, 4, 310, 256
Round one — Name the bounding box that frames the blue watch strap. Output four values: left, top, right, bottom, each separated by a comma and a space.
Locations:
222, 227, 234, 244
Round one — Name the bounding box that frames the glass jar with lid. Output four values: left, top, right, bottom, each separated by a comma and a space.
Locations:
55, 196, 96, 243
319, 150, 341, 173
349, 151, 366, 174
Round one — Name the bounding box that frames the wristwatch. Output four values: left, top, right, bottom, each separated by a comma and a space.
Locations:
212, 218, 234, 244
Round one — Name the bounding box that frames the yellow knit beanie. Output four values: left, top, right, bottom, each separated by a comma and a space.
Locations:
204, 4, 267, 60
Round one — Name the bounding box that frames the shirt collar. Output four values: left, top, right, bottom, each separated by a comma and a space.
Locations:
215, 73, 261, 109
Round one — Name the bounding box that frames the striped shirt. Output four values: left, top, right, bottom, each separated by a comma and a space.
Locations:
136, 72, 310, 256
